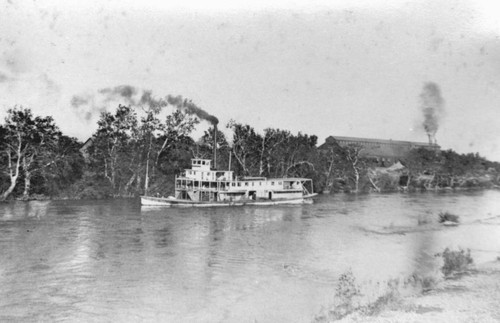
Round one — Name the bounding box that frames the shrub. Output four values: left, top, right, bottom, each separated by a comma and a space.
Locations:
329, 270, 362, 319
437, 248, 473, 277
404, 273, 437, 293
335, 270, 361, 304
313, 271, 440, 322
64, 171, 114, 199
313, 270, 361, 322
438, 211, 460, 224
361, 279, 401, 316
417, 214, 432, 225
373, 172, 400, 192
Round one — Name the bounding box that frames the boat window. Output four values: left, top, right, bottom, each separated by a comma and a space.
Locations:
278, 181, 282, 185
271, 182, 274, 186
252, 182, 254, 186
245, 182, 248, 186
232, 183, 235, 187
237, 182, 241, 187
259, 182, 262, 186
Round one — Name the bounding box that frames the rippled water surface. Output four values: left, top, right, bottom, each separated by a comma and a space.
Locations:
1, 191, 500, 322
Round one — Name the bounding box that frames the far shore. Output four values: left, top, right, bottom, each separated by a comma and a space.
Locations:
3, 185, 499, 203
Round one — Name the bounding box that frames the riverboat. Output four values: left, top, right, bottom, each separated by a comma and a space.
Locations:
141, 158, 317, 207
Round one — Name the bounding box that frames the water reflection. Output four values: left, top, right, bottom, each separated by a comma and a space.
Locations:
153, 225, 173, 248
1, 200, 50, 220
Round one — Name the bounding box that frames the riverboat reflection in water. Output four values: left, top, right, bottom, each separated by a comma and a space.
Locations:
1, 191, 500, 322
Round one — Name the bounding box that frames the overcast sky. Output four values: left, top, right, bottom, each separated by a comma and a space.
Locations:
1, 0, 499, 160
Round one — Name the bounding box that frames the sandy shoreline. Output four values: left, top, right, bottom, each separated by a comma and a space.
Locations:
334, 260, 500, 322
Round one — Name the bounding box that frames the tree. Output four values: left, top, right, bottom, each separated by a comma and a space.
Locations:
20, 115, 62, 198
37, 135, 85, 196
258, 128, 290, 177
157, 135, 195, 175
317, 138, 369, 193
0, 124, 13, 198
282, 132, 318, 178
155, 109, 199, 169
440, 149, 467, 187
402, 148, 440, 189
226, 120, 262, 176
343, 144, 366, 193
0, 108, 61, 200
87, 106, 200, 197
130, 105, 162, 195
199, 125, 230, 170
226, 122, 319, 184
1, 109, 28, 200
319, 139, 347, 192
91, 105, 137, 193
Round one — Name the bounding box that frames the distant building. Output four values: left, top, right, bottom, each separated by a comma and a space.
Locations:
318, 136, 440, 166
80, 138, 93, 161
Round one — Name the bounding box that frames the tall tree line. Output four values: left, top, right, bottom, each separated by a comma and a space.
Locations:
2, 105, 500, 200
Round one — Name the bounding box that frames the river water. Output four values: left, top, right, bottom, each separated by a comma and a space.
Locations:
1, 191, 500, 322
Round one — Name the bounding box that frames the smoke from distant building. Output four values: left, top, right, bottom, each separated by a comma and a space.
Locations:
419, 82, 444, 145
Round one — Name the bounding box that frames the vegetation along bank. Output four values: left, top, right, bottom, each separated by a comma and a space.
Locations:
1, 105, 500, 201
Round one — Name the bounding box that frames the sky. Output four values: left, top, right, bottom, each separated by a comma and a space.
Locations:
1, 0, 500, 160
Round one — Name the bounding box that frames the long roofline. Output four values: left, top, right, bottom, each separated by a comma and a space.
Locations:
323, 135, 438, 147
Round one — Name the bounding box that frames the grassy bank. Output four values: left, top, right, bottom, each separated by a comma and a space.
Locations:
313, 250, 500, 322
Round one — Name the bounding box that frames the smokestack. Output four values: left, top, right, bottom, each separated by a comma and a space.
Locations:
213, 124, 217, 169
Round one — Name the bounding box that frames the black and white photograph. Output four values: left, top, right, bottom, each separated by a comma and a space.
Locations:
1, 0, 500, 322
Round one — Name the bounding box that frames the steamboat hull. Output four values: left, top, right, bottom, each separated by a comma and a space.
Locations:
141, 194, 317, 207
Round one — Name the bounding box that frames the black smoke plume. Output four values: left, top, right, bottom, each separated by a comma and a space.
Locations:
419, 82, 444, 145
99, 85, 137, 105
70, 93, 102, 121
71, 85, 218, 125
70, 95, 90, 107
166, 95, 219, 125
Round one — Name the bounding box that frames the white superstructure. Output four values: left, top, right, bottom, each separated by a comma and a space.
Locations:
172, 158, 314, 203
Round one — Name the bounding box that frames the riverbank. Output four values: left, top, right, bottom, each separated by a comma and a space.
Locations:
5, 185, 500, 203
316, 260, 500, 322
